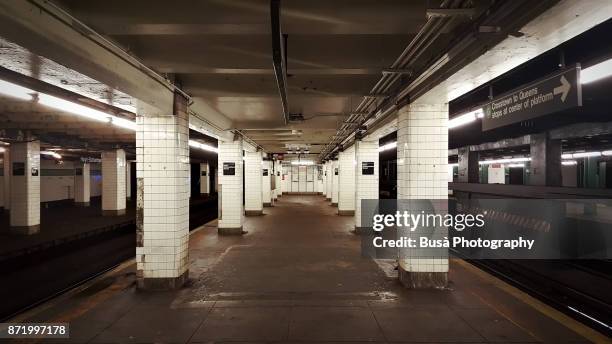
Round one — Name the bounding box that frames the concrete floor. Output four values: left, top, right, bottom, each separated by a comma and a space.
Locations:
16, 195, 597, 343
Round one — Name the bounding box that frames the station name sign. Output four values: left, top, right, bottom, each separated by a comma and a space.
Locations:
482, 65, 582, 131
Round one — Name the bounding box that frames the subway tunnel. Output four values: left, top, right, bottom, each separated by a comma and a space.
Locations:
0, 0, 611, 342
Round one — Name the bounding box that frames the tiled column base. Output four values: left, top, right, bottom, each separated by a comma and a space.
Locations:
11, 224, 40, 235
137, 270, 188, 291
399, 267, 448, 289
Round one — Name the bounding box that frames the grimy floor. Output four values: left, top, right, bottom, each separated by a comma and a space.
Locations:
13, 195, 601, 343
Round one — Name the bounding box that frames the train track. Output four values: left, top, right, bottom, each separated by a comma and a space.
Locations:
0, 201, 217, 321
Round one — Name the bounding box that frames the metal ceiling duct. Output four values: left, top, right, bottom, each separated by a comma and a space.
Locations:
270, 0, 290, 125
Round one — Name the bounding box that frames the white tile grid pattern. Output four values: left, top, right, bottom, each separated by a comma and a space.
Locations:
125, 162, 131, 199
326, 162, 332, 199
3, 149, 9, 210
200, 162, 210, 194
397, 103, 449, 273
102, 149, 126, 211
322, 162, 327, 196
218, 140, 244, 228
331, 160, 339, 203
244, 151, 263, 211
262, 160, 272, 204
10, 141, 40, 227
135, 101, 190, 279
338, 146, 356, 212
74, 163, 90, 203
355, 140, 379, 227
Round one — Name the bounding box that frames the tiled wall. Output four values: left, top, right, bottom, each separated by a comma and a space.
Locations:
218, 139, 244, 229
397, 102, 448, 273
355, 140, 379, 227
322, 162, 327, 196
125, 162, 132, 199
3, 149, 10, 210
10, 141, 40, 227
338, 146, 356, 212
102, 149, 126, 211
273, 160, 281, 199
135, 94, 190, 281
331, 160, 339, 204
326, 162, 332, 199
244, 151, 263, 212
200, 162, 210, 194
74, 162, 90, 204
262, 160, 272, 204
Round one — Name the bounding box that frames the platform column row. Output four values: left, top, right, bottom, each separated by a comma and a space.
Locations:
262, 159, 272, 206
74, 162, 90, 206
200, 162, 210, 195
354, 140, 379, 233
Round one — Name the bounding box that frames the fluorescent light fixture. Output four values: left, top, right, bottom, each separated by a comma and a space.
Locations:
479, 157, 531, 165
41, 151, 62, 159
571, 151, 601, 158
0, 80, 34, 100
448, 108, 484, 129
378, 141, 397, 152
561, 153, 573, 159
0, 147, 5, 153
602, 150, 612, 156
188, 140, 218, 153
581, 58, 612, 84
562, 160, 577, 166
507, 163, 525, 168
291, 160, 314, 165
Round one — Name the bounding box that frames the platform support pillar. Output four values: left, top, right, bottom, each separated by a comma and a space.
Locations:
331, 159, 339, 206
354, 140, 378, 234
135, 93, 190, 290
2, 147, 9, 212
101, 149, 126, 216
262, 159, 272, 207
457, 147, 479, 183
125, 161, 131, 200
244, 150, 263, 216
529, 132, 561, 186
397, 102, 449, 289
218, 138, 244, 234
74, 162, 90, 206
273, 160, 281, 199
200, 162, 210, 196
338, 146, 355, 215
9, 141, 40, 235
322, 161, 327, 198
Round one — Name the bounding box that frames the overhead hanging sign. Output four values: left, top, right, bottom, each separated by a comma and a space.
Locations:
482, 65, 582, 131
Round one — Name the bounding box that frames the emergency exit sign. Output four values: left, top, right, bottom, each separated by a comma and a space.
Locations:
482, 65, 582, 131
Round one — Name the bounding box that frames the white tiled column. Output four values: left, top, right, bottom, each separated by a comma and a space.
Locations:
125, 161, 132, 200
10, 141, 40, 235
338, 146, 356, 215
74, 162, 90, 206
102, 149, 126, 216
331, 160, 339, 206
354, 140, 379, 233
218, 139, 244, 234
135, 94, 190, 290
200, 162, 210, 195
3, 148, 10, 211
322, 162, 327, 197
262, 160, 272, 206
244, 151, 263, 215
273, 160, 281, 199
326, 162, 333, 201
397, 102, 449, 289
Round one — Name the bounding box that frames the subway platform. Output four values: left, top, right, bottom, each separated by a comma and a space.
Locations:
10, 195, 603, 344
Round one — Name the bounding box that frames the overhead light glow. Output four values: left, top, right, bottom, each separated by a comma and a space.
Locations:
507, 163, 525, 168
479, 157, 531, 165
0, 147, 5, 153
0, 79, 34, 100
570, 151, 601, 158
378, 141, 397, 152
581, 58, 612, 84
188, 140, 218, 153
562, 160, 578, 166
448, 108, 484, 129
291, 160, 314, 165
602, 150, 612, 156
41, 151, 62, 159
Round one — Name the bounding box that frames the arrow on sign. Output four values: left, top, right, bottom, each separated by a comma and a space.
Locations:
553, 75, 571, 102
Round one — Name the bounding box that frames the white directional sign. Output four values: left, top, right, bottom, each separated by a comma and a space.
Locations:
482, 65, 582, 131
